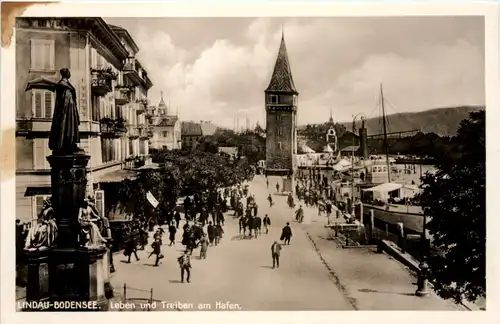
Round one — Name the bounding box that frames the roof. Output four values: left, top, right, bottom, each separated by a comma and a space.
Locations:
156, 116, 179, 127
323, 144, 334, 153
109, 24, 140, 54
200, 122, 217, 136
265, 34, 298, 94
96, 169, 137, 183
363, 182, 403, 193
182, 122, 203, 136
218, 147, 238, 155
341, 145, 360, 152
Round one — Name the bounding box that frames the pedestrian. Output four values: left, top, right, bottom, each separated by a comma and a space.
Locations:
263, 214, 271, 234
266, 178, 269, 188
174, 210, 181, 229
199, 234, 208, 259
271, 240, 282, 268
280, 222, 292, 245
215, 222, 224, 246
149, 238, 163, 266
124, 234, 139, 263
276, 182, 280, 193
207, 221, 215, 246
177, 250, 192, 283
168, 222, 177, 246
267, 194, 273, 207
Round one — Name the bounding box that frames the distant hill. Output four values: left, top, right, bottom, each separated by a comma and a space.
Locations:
299, 106, 484, 137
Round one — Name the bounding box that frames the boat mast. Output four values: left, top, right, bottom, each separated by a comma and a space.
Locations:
380, 83, 391, 183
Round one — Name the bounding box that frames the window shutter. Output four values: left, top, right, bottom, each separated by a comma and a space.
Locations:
94, 190, 105, 217
34, 92, 42, 117
44, 91, 53, 118
44, 139, 51, 169
43, 44, 51, 70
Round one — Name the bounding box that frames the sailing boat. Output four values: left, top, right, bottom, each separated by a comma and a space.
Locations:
359, 84, 427, 234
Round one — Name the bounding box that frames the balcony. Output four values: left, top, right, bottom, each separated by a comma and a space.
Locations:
91, 68, 117, 96
128, 127, 140, 139
139, 127, 153, 139
123, 58, 142, 86
100, 117, 127, 138
114, 87, 131, 105
135, 98, 148, 112
16, 119, 33, 135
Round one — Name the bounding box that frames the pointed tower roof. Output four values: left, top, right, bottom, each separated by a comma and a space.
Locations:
328, 107, 334, 124
265, 31, 298, 94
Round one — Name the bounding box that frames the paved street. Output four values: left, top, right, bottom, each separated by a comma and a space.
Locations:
110, 175, 354, 311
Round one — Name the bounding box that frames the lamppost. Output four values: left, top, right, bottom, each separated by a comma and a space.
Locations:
415, 214, 430, 296
351, 113, 365, 218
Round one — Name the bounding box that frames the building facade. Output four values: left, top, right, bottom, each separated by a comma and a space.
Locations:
15, 18, 153, 222
147, 93, 181, 150
264, 33, 298, 176
181, 121, 203, 150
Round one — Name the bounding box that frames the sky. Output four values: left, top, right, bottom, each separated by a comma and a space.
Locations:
104, 17, 485, 129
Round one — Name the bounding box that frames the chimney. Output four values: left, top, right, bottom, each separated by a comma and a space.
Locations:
359, 118, 369, 159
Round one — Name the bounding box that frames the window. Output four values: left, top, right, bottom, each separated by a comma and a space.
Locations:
30, 39, 55, 71
33, 138, 50, 169
293, 95, 298, 105
277, 142, 282, 150
32, 195, 51, 220
269, 94, 278, 104
32, 90, 54, 118
278, 128, 282, 136
275, 114, 282, 121
162, 131, 168, 137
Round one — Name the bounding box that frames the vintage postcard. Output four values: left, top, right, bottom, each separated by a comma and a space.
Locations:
1, 1, 498, 324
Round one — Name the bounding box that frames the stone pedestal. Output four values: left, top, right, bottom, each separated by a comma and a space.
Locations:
76, 247, 109, 310
25, 247, 51, 302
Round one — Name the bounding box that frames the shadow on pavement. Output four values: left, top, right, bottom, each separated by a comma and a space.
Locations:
358, 288, 415, 297
169, 280, 183, 284
259, 265, 274, 269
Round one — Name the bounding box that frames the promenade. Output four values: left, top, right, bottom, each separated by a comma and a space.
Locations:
107, 175, 469, 311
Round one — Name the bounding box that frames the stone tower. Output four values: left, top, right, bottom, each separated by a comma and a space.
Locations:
264, 32, 298, 177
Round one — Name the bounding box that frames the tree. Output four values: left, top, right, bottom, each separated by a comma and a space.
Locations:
417, 110, 485, 303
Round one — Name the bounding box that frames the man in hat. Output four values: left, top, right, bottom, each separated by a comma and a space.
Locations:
271, 241, 282, 269
280, 222, 292, 245
263, 214, 271, 235
177, 250, 192, 283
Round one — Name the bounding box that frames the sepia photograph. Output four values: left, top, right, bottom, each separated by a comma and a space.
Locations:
2, 2, 495, 319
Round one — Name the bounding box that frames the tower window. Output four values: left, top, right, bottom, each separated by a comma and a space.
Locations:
293, 95, 298, 105
269, 94, 278, 104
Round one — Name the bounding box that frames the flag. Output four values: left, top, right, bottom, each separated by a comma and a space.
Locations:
146, 191, 159, 208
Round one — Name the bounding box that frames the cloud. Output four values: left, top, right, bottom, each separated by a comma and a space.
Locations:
104, 17, 485, 128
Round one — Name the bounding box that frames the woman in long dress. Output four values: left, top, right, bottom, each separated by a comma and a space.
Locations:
78, 200, 106, 248
25, 198, 58, 250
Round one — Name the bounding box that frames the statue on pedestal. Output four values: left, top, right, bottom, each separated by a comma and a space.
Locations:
49, 68, 84, 155
25, 198, 58, 250
78, 199, 107, 249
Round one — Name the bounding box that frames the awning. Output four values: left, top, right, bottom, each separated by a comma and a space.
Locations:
24, 185, 51, 197
96, 169, 137, 183
363, 182, 403, 193
136, 163, 160, 171
323, 144, 334, 153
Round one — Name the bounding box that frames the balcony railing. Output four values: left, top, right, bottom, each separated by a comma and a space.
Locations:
100, 117, 127, 138
128, 127, 140, 139
91, 68, 117, 96
16, 119, 33, 134
114, 87, 131, 105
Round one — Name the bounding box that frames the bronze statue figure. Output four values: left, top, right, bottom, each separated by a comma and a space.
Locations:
25, 198, 58, 250
49, 68, 84, 155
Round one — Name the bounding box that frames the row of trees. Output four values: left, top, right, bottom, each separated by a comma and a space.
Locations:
105, 148, 256, 222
